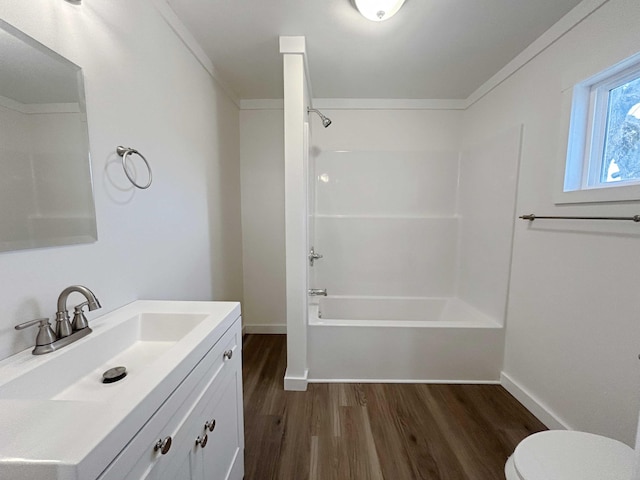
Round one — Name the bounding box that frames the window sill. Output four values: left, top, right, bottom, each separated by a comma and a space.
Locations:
555, 182, 640, 204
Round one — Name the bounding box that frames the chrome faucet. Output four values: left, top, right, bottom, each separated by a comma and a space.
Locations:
308, 288, 328, 296
15, 285, 101, 355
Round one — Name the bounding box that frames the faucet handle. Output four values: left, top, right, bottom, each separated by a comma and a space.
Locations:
72, 302, 90, 331
15, 317, 50, 330
15, 318, 57, 347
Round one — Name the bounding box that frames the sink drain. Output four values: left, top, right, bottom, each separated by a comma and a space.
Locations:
102, 366, 127, 384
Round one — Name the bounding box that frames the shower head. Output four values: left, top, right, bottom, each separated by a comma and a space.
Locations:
307, 107, 332, 128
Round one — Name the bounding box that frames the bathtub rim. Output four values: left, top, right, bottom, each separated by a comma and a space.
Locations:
308, 296, 502, 329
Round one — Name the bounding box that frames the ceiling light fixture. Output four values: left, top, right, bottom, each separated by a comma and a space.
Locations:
354, 0, 406, 21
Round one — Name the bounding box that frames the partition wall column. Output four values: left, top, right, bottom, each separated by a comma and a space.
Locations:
280, 36, 310, 391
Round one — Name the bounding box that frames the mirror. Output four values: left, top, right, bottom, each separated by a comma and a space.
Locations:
0, 20, 97, 253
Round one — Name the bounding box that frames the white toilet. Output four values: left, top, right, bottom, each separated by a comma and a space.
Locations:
505, 430, 635, 479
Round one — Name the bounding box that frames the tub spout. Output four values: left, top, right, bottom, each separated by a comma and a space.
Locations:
308, 288, 327, 296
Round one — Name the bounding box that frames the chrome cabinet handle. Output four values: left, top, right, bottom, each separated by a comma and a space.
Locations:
223, 349, 233, 360
195, 434, 208, 448
154, 436, 172, 455
205, 419, 216, 432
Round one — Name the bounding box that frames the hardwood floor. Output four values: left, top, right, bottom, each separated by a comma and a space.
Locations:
242, 335, 546, 480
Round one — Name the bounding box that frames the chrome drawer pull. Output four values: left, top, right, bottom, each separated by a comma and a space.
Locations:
223, 349, 233, 360
154, 436, 172, 455
196, 434, 208, 448
205, 419, 216, 432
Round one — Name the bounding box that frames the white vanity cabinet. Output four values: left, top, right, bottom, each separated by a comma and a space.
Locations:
97, 316, 244, 480
0, 301, 244, 480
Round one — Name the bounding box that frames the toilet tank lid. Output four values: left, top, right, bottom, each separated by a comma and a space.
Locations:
514, 430, 634, 480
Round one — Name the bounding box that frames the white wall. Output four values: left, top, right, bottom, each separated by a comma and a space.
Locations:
239, 108, 286, 331
311, 110, 462, 152
463, 0, 640, 445
456, 126, 522, 324
0, 0, 243, 360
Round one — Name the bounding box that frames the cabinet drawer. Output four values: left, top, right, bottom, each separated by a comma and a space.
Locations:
97, 318, 241, 480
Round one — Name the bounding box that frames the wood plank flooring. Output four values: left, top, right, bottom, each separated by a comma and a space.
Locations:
242, 335, 546, 480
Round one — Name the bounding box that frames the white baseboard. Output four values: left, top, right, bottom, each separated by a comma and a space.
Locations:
501, 371, 569, 430
284, 368, 309, 391
308, 378, 500, 384
242, 324, 286, 335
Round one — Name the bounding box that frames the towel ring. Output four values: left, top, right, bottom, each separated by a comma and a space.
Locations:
116, 146, 152, 189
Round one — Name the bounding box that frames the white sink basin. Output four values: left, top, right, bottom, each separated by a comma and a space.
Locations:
0, 300, 241, 480
0, 312, 209, 401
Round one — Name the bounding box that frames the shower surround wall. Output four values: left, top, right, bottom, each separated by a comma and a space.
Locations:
306, 109, 520, 382
312, 150, 459, 299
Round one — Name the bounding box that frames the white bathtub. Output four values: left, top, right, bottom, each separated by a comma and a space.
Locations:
307, 296, 505, 383
310, 296, 501, 328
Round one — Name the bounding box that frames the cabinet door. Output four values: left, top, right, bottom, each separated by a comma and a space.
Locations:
143, 448, 198, 480
146, 344, 242, 480
199, 365, 244, 480
142, 358, 240, 480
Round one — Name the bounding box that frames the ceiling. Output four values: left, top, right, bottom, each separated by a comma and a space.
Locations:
166, 0, 584, 100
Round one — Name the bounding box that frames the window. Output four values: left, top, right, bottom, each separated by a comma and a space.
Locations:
560, 54, 640, 203
600, 76, 640, 183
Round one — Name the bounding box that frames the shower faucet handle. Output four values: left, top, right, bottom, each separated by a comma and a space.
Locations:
309, 247, 323, 266
308, 289, 327, 297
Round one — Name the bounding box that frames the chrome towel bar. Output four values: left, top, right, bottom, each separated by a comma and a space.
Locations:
116, 146, 152, 189
520, 214, 640, 222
